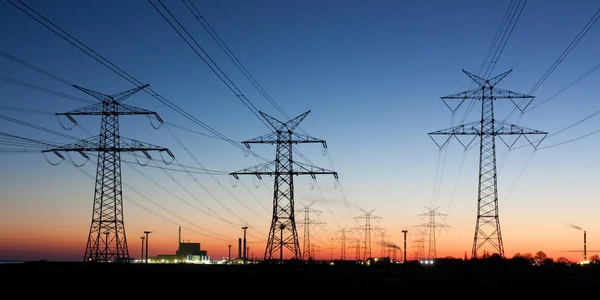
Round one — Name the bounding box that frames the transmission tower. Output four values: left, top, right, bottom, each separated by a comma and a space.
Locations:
429, 69, 547, 258
352, 209, 382, 259
350, 238, 361, 261
44, 84, 173, 263
412, 226, 427, 260
296, 201, 325, 260
334, 227, 350, 260
415, 206, 450, 258
377, 229, 390, 258
230, 110, 337, 261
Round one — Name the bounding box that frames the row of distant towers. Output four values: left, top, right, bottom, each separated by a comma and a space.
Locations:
44, 68, 546, 262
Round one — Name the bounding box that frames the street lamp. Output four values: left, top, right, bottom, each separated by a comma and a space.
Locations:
241, 226, 248, 264
144, 231, 152, 264
402, 230, 408, 263
279, 224, 286, 264
140, 236, 145, 262
104, 231, 110, 262
228, 244, 231, 262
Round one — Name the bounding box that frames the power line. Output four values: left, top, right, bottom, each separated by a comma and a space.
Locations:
6, 0, 269, 163
504, 6, 600, 120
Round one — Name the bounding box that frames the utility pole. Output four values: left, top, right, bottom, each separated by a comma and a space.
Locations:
429, 69, 547, 258
352, 209, 382, 260
296, 201, 325, 260
241, 226, 248, 265
230, 110, 337, 261
44, 84, 173, 263
402, 230, 408, 263
144, 231, 152, 264
415, 206, 450, 259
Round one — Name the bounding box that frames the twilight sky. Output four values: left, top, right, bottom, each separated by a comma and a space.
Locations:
1, 0, 599, 263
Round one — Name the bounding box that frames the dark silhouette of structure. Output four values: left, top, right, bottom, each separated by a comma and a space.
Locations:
230, 110, 337, 261
44, 84, 173, 263
429, 69, 547, 258
415, 206, 450, 258
402, 230, 408, 263
241, 226, 248, 264
144, 231, 152, 264
140, 236, 145, 260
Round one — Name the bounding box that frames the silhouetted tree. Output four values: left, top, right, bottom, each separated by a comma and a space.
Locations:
590, 254, 599, 262
535, 251, 548, 265
555, 257, 570, 264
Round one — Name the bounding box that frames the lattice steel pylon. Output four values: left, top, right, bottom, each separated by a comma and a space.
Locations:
415, 206, 450, 258
412, 227, 426, 260
352, 209, 382, 259
296, 201, 325, 260
335, 227, 350, 260
428, 69, 547, 259
43, 84, 174, 263
230, 110, 337, 261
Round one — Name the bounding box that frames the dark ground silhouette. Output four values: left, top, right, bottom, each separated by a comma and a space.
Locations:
3, 258, 598, 296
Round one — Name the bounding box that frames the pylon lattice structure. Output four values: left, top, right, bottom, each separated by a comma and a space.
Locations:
334, 227, 350, 260
412, 227, 426, 260
429, 69, 547, 259
352, 209, 382, 259
415, 206, 450, 258
296, 201, 325, 260
230, 110, 337, 261
44, 84, 174, 263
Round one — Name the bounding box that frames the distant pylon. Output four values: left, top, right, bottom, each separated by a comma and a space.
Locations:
412, 226, 427, 260
44, 84, 173, 263
230, 110, 337, 261
415, 206, 450, 258
429, 69, 547, 258
334, 227, 350, 260
296, 201, 325, 260
352, 209, 383, 259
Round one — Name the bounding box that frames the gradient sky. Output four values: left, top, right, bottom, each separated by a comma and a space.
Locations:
1, 0, 599, 263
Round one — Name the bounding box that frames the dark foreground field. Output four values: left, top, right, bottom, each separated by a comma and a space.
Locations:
2, 259, 599, 296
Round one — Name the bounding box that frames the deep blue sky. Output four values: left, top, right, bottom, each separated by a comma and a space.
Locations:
1, 0, 600, 261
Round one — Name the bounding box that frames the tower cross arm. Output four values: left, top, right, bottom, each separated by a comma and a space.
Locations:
293, 161, 338, 179
428, 121, 480, 136
229, 160, 277, 179
494, 121, 548, 135
441, 89, 481, 100
229, 160, 338, 179
73, 84, 149, 103
57, 103, 163, 124
491, 87, 534, 99
241, 132, 327, 148
42, 136, 174, 158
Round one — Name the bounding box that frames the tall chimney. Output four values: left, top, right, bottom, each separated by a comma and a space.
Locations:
238, 238, 242, 259
402, 230, 408, 263
584, 231, 587, 261
179, 226, 182, 245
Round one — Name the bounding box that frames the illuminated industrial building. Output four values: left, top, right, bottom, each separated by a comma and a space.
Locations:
137, 227, 210, 264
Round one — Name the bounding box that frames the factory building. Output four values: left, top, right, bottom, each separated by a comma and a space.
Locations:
143, 227, 210, 264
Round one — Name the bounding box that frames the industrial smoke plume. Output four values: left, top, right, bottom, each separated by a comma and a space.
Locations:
568, 224, 583, 230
